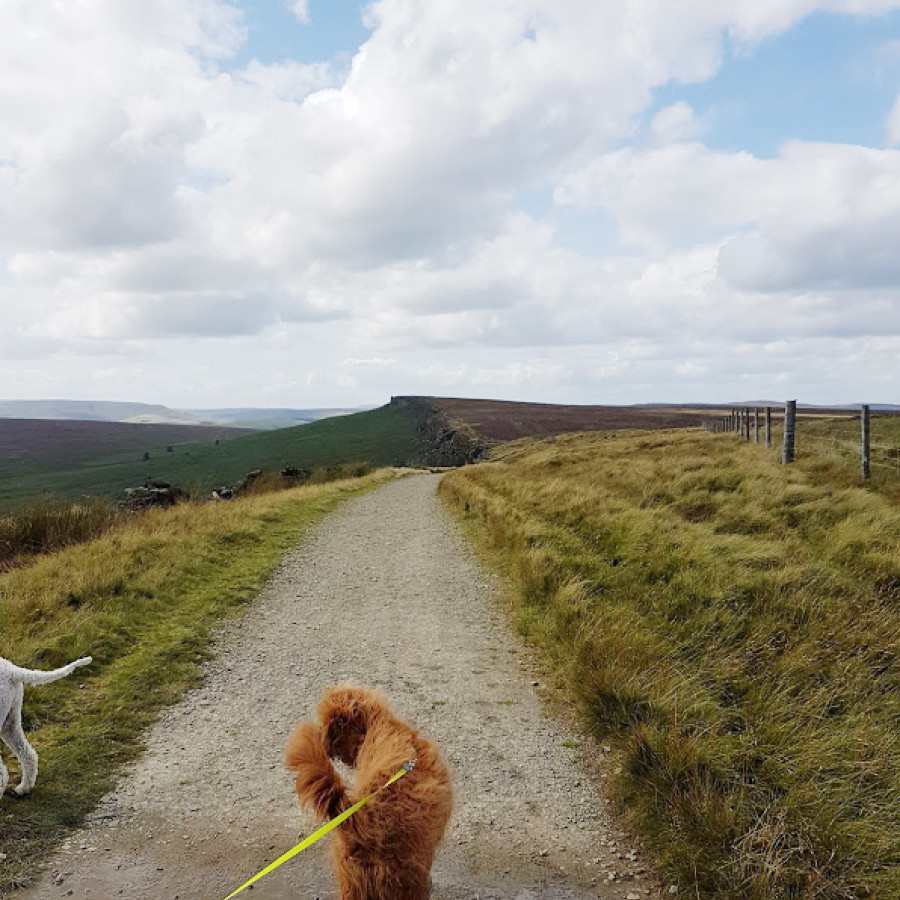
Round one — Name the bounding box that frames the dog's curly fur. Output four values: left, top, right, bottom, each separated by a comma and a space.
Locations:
284, 684, 453, 899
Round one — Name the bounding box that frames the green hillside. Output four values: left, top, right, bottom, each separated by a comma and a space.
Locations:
0, 404, 419, 510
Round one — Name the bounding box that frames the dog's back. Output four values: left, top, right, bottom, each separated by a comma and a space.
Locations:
286, 685, 452, 899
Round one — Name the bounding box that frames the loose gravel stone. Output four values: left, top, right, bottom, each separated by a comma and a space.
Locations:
15, 474, 663, 899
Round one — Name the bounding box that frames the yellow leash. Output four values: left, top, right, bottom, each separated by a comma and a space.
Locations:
220, 759, 416, 900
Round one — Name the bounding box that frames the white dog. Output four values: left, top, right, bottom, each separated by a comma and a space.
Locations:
0, 655, 92, 796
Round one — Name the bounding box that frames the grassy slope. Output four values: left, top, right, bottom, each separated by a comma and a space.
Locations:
0, 404, 418, 511
0, 471, 393, 893
440, 428, 899, 899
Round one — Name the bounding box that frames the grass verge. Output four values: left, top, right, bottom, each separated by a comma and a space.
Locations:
0, 470, 393, 893
439, 430, 898, 899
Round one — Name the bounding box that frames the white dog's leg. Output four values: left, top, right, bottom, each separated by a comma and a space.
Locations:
0, 683, 39, 796
0, 686, 10, 796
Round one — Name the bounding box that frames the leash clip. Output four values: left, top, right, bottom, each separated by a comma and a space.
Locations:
402, 758, 418, 773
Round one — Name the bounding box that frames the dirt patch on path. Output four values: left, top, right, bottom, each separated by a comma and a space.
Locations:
14, 473, 664, 900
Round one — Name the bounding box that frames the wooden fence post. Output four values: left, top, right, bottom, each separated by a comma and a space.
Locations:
744, 408, 751, 441
754, 408, 760, 443
765, 407, 772, 448
861, 404, 870, 480
783, 400, 796, 464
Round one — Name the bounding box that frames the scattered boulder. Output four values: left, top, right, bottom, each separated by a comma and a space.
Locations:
122, 481, 187, 510
211, 469, 265, 501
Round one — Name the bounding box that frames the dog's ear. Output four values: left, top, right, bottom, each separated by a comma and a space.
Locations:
323, 712, 349, 756
317, 684, 393, 759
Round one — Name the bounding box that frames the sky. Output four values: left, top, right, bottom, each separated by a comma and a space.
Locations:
1, 1, 899, 409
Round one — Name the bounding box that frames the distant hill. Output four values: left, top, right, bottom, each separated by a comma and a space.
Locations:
0, 399, 206, 425
0, 404, 421, 511
0, 400, 369, 430
393, 396, 710, 451
185, 407, 370, 429
3, 394, 892, 512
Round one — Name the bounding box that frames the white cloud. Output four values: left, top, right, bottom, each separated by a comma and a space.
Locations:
557, 137, 900, 313
718, 142, 900, 292
555, 143, 768, 252
649, 102, 705, 144
289, 1, 310, 24
1, 0, 899, 406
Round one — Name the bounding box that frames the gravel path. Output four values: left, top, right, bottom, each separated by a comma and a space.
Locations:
19, 473, 665, 900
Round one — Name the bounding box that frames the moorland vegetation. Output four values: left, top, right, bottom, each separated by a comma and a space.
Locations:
2, 405, 897, 898
0, 404, 418, 511
0, 396, 729, 513
440, 419, 899, 899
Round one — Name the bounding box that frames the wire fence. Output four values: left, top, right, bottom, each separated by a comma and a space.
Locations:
702, 403, 900, 479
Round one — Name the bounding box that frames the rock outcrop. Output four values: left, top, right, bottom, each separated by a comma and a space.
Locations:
390, 396, 489, 467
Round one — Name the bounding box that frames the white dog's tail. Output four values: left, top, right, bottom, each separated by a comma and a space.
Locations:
12, 656, 92, 685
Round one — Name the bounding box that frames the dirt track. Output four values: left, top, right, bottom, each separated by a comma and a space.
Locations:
16, 473, 665, 900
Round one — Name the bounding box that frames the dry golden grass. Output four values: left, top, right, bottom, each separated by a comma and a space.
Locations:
440, 428, 899, 899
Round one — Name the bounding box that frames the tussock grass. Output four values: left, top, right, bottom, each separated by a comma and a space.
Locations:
440, 430, 899, 899
0, 498, 124, 569
795, 415, 900, 505
0, 471, 392, 893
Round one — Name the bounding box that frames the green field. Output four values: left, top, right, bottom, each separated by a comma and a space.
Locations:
0, 404, 420, 511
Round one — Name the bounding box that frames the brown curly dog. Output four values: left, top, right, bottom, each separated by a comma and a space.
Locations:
284, 684, 453, 899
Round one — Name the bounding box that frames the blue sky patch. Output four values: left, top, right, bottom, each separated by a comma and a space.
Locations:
229, 0, 371, 68
651, 10, 900, 156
